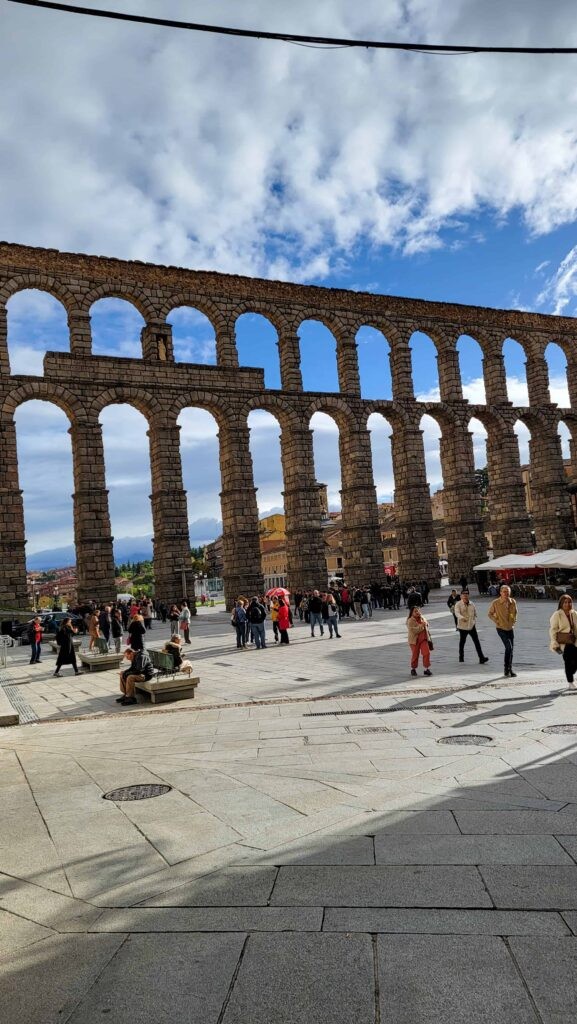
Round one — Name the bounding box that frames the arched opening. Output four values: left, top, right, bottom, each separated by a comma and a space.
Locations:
503, 338, 528, 405
419, 414, 443, 496
468, 416, 489, 541
457, 335, 486, 403
90, 298, 145, 358
167, 307, 217, 364
357, 326, 392, 400
310, 411, 341, 514
236, 313, 280, 389
558, 420, 572, 462
298, 320, 339, 392
545, 341, 570, 406
410, 332, 439, 401
7, 289, 69, 376
14, 401, 75, 572
367, 413, 394, 503
99, 404, 153, 567
177, 408, 222, 562
247, 410, 286, 586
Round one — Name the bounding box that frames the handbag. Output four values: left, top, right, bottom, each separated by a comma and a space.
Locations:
556, 630, 575, 645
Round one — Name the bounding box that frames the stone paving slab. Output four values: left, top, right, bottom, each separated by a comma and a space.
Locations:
480, 865, 577, 908
220, 933, 375, 1024
270, 865, 493, 907
0, 908, 56, 957
377, 934, 539, 1023
323, 907, 570, 935
373, 833, 572, 865
454, 809, 577, 834
141, 866, 277, 907
509, 936, 577, 1023
67, 933, 246, 1024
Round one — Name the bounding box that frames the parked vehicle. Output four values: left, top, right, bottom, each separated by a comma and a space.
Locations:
9, 612, 87, 643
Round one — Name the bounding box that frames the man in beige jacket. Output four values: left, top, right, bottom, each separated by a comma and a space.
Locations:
488, 584, 518, 677
454, 592, 489, 665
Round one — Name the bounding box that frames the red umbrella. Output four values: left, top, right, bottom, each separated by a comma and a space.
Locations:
266, 587, 291, 598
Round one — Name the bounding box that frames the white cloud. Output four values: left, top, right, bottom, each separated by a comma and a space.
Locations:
537, 245, 577, 315
3, 1, 577, 278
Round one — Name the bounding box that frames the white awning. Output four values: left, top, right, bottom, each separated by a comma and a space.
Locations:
474, 549, 577, 572
473, 554, 536, 571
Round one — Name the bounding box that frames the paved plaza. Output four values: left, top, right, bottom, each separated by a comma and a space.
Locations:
3, 593, 577, 1021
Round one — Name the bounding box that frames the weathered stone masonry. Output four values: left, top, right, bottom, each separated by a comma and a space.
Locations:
0, 241, 575, 607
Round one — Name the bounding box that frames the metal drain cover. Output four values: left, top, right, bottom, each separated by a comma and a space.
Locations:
103, 784, 172, 802
438, 734, 493, 746
542, 724, 577, 735
352, 726, 392, 734
429, 704, 477, 714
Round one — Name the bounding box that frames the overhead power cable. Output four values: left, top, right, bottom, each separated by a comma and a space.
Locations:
6, 0, 577, 55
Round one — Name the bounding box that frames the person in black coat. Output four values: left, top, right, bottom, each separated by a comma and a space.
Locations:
128, 613, 146, 651
54, 618, 80, 677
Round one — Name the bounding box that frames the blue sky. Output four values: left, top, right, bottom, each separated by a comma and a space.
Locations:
2, 1, 577, 562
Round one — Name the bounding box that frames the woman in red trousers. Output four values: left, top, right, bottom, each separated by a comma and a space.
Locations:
407, 606, 432, 677
277, 599, 291, 644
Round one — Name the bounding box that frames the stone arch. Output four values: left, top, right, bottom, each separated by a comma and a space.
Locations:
99, 401, 154, 554
5, 288, 70, 376
235, 312, 280, 389
503, 336, 529, 405
177, 405, 222, 554
84, 283, 159, 321
366, 411, 395, 506
305, 395, 358, 433
89, 297, 146, 359
356, 324, 393, 400
308, 408, 342, 515
247, 408, 285, 526
167, 305, 217, 365
231, 301, 295, 338
0, 273, 77, 312
239, 393, 301, 434
298, 319, 340, 393
545, 340, 570, 406
410, 331, 440, 401
2, 381, 85, 423
160, 294, 228, 334
457, 334, 486, 403
89, 387, 163, 424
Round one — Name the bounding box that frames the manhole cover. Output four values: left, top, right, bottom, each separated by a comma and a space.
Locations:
429, 704, 477, 713
352, 727, 392, 734
438, 734, 493, 746
103, 784, 172, 802
542, 724, 577, 735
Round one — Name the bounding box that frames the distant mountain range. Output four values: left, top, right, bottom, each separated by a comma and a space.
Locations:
26, 517, 223, 571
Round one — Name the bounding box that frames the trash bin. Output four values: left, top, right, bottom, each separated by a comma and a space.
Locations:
210, 599, 215, 607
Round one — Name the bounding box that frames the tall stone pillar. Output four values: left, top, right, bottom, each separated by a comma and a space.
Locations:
141, 321, 174, 362
0, 305, 11, 375
389, 333, 415, 400
336, 335, 361, 395
218, 327, 239, 368
69, 417, 116, 603
483, 347, 510, 405
437, 346, 463, 403
148, 416, 193, 604
566, 355, 577, 411
219, 424, 263, 607
277, 332, 303, 391
529, 425, 575, 549
0, 415, 28, 607
390, 424, 440, 583
525, 353, 550, 407
281, 427, 326, 590
339, 426, 384, 582
439, 426, 487, 579
68, 310, 92, 359
486, 422, 532, 556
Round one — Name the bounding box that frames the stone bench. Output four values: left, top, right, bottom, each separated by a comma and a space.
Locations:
0, 687, 18, 726
78, 651, 125, 672
135, 674, 200, 704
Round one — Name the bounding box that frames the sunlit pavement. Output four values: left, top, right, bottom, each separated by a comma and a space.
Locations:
2, 594, 577, 1021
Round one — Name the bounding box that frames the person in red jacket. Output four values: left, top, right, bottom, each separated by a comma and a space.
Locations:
277, 599, 291, 644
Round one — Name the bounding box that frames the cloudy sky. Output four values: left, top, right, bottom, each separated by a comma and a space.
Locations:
2, 0, 577, 563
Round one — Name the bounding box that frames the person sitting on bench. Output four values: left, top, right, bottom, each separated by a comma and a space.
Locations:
117, 647, 154, 706
163, 634, 194, 676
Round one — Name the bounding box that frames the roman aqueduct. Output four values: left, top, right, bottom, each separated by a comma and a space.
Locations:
0, 242, 575, 607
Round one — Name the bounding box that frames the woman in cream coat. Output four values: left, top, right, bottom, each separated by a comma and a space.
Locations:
549, 594, 577, 690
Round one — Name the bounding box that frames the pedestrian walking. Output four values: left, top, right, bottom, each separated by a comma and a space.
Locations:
406, 606, 433, 677
447, 589, 459, 630
178, 600, 191, 644
27, 615, 43, 664
270, 598, 280, 642
88, 610, 100, 651
549, 595, 577, 690
488, 584, 518, 677
53, 618, 80, 677
98, 605, 111, 647
127, 612, 146, 652
406, 586, 423, 611
454, 592, 489, 665
277, 598, 291, 644
169, 604, 180, 634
